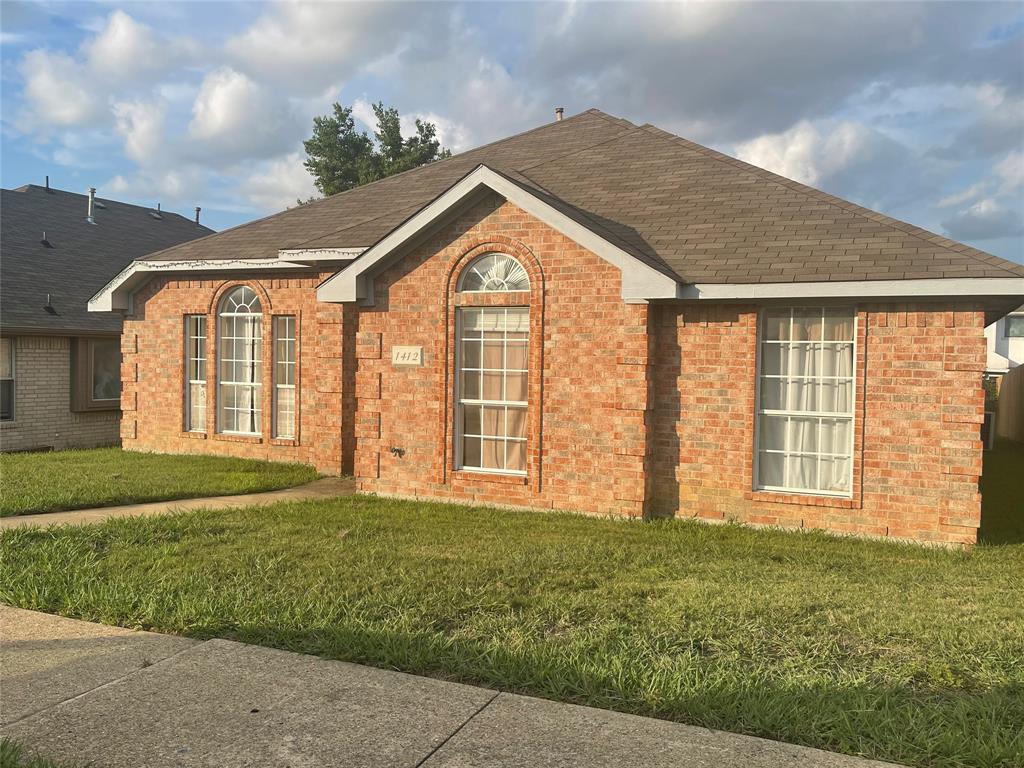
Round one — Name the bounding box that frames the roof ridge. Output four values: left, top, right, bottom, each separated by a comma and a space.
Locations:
637, 125, 1024, 278
139, 109, 624, 262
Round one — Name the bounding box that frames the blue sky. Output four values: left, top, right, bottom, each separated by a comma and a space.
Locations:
2, 1, 1022, 263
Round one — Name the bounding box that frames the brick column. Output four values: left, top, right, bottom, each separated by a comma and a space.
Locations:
612, 303, 653, 517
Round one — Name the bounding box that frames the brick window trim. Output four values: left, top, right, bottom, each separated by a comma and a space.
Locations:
440, 238, 546, 490
748, 307, 868, 511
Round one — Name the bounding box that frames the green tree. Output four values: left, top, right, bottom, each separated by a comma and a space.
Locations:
302, 102, 451, 200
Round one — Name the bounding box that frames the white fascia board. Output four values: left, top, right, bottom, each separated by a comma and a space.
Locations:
88, 258, 312, 312
316, 165, 680, 304
277, 247, 365, 263
680, 278, 1024, 301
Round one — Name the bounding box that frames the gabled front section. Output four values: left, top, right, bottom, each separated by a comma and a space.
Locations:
89, 110, 1024, 546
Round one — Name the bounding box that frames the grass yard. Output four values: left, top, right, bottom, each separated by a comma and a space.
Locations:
0, 447, 319, 517
3, 440, 1023, 768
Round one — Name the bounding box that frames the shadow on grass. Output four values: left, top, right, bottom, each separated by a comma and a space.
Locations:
979, 440, 1024, 545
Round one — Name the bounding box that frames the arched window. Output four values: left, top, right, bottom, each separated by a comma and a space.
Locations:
217, 286, 262, 435
457, 253, 530, 292
455, 253, 530, 475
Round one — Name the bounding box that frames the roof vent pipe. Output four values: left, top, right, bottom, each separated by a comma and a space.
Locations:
555, 107, 564, 121
194, 206, 201, 226
86, 188, 97, 225
45, 175, 50, 192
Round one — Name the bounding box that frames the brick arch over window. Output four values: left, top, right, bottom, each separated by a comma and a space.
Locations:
208, 279, 273, 316
440, 238, 545, 492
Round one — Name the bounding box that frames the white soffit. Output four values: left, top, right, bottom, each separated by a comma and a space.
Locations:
316, 165, 681, 304
88, 259, 311, 312
680, 278, 1024, 301
277, 247, 366, 264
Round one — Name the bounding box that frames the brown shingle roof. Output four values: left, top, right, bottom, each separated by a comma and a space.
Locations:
144, 109, 1024, 284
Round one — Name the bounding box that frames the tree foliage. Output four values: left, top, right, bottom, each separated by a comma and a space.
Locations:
302, 102, 451, 200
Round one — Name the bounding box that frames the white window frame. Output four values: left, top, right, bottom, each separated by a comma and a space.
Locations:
754, 307, 857, 498
184, 315, 207, 432
1, 338, 14, 422
272, 315, 297, 440
217, 287, 263, 436
455, 306, 529, 476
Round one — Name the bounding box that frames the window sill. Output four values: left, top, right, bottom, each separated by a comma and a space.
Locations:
213, 433, 262, 444
180, 431, 207, 440
451, 469, 529, 486
746, 490, 860, 509
270, 437, 299, 447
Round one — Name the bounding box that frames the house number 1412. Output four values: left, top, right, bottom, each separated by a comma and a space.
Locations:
391, 346, 423, 366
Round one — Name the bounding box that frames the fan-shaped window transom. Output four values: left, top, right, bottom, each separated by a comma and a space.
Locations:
458, 253, 530, 293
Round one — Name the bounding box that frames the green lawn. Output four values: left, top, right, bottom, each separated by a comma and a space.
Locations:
0, 738, 82, 768
2, 441, 1023, 768
0, 448, 319, 517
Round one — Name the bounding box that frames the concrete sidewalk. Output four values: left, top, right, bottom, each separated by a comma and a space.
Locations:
0, 606, 900, 768
0, 477, 354, 530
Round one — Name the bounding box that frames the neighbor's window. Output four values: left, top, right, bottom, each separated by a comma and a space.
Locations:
70, 337, 121, 412
756, 307, 855, 496
1006, 315, 1024, 338
217, 286, 262, 435
1, 338, 14, 421
185, 315, 207, 432
273, 316, 296, 439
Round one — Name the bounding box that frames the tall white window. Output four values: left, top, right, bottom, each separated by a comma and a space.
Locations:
217, 286, 262, 435
457, 307, 529, 474
273, 316, 296, 439
185, 315, 206, 432
1, 338, 14, 422
757, 307, 856, 496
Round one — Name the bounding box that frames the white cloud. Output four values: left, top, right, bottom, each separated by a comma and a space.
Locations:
113, 99, 167, 165
187, 67, 300, 164
243, 152, 318, 211
937, 182, 987, 208
18, 49, 102, 127
82, 10, 160, 79
942, 198, 1024, 241
995, 151, 1024, 193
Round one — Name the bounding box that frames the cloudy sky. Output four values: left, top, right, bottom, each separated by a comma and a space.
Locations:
2, 1, 1022, 262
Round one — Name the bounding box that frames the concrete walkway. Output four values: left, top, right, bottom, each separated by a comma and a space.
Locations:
0, 606, 900, 768
0, 477, 354, 530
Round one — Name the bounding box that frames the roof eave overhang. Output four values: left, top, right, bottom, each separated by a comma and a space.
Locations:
277, 247, 366, 265
679, 277, 1024, 302
316, 165, 681, 304
88, 258, 314, 313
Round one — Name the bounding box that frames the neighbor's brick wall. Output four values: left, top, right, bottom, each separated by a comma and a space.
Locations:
121, 272, 354, 475
0, 336, 120, 452
649, 303, 987, 545
353, 194, 652, 516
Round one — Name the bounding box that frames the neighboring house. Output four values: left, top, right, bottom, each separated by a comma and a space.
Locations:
985, 304, 1024, 375
90, 109, 1024, 546
1, 184, 213, 451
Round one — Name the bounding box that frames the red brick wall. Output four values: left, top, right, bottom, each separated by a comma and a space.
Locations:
121, 271, 354, 476
352, 194, 651, 516
123, 200, 987, 545
649, 303, 986, 545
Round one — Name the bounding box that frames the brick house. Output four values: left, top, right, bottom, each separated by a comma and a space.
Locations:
1, 183, 212, 451
90, 110, 1024, 545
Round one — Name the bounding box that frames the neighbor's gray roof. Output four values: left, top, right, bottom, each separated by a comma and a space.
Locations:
141, 109, 1024, 284
1, 185, 213, 334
